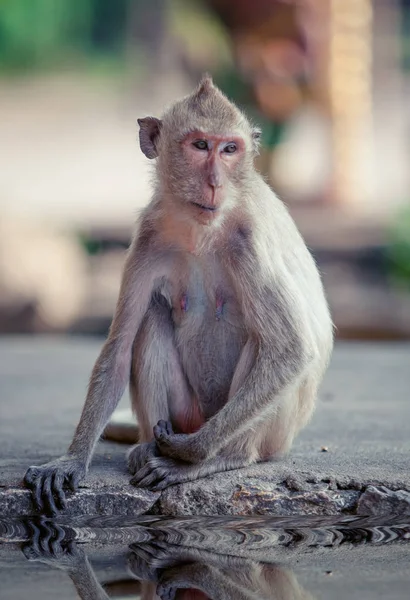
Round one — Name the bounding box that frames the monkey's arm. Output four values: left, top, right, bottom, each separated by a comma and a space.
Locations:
155, 262, 310, 463
23, 534, 109, 600
24, 236, 166, 514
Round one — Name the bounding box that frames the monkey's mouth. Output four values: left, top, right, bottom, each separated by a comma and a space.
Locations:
192, 202, 218, 212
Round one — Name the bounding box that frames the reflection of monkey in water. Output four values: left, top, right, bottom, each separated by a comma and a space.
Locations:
23, 530, 316, 600
130, 543, 317, 600
25, 76, 333, 515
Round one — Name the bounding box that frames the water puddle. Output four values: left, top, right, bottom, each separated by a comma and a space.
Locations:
1, 514, 409, 599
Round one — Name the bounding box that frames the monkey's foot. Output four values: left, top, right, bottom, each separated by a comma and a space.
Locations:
153, 420, 205, 463
130, 455, 212, 491
127, 440, 159, 475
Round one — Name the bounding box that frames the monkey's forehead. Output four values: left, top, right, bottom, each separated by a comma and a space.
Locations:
175, 125, 247, 141
161, 112, 252, 142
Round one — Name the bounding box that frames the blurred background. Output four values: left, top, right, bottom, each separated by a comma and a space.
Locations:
0, 0, 409, 340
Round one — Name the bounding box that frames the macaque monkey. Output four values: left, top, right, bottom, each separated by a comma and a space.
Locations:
24, 76, 333, 515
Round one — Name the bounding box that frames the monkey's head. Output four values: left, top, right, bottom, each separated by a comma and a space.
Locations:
137, 76, 261, 224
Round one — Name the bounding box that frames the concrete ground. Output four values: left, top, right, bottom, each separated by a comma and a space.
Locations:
1, 336, 410, 516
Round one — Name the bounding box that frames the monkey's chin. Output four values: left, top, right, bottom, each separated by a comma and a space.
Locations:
190, 202, 220, 224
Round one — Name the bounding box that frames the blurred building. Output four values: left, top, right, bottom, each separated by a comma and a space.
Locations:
0, 0, 409, 337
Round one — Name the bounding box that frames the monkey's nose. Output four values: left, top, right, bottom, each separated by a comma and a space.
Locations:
208, 170, 222, 189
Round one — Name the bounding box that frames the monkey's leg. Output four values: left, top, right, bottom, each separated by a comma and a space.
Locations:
128, 296, 194, 480
132, 339, 257, 490
138, 397, 300, 489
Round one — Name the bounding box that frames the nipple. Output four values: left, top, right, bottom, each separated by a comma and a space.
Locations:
215, 294, 225, 321
180, 293, 189, 312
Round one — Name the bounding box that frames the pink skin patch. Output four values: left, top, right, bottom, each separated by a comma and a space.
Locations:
215, 295, 225, 321
180, 293, 188, 312
174, 401, 204, 434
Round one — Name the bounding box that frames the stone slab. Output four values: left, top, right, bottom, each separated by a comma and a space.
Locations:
0, 337, 409, 516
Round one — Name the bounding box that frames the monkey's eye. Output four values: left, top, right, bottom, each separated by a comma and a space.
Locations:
223, 143, 237, 154
193, 140, 208, 151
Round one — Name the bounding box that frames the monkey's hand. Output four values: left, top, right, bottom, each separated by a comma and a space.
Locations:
24, 455, 86, 516
153, 420, 207, 463
22, 519, 85, 573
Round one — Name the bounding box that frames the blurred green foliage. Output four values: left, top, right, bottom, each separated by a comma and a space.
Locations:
387, 205, 410, 287
0, 0, 128, 71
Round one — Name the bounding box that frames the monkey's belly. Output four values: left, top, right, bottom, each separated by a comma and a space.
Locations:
175, 317, 247, 419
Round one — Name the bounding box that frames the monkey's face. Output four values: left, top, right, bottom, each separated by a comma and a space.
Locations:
138, 76, 260, 225
175, 129, 247, 223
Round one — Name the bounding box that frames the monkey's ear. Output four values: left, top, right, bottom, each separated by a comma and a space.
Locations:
251, 127, 262, 154
137, 117, 162, 159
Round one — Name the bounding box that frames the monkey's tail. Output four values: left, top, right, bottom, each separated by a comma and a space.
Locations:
102, 407, 140, 444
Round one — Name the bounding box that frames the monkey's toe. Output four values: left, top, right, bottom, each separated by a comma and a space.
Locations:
157, 582, 177, 600
153, 420, 174, 441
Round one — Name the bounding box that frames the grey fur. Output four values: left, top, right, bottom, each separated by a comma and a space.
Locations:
24, 77, 333, 511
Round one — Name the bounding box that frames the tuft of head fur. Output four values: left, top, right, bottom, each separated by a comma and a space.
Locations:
159, 75, 260, 153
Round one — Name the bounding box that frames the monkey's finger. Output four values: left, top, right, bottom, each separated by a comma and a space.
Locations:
52, 471, 67, 511
32, 473, 46, 513
151, 477, 173, 492
129, 463, 153, 486
24, 466, 38, 487
130, 462, 150, 482
42, 476, 58, 517
24, 519, 41, 558
22, 544, 39, 561
133, 467, 165, 489
50, 523, 66, 557
67, 540, 81, 559
68, 471, 81, 492
39, 519, 53, 553
24, 467, 43, 511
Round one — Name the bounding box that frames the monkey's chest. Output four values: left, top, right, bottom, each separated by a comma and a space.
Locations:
170, 282, 243, 330
169, 282, 247, 411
